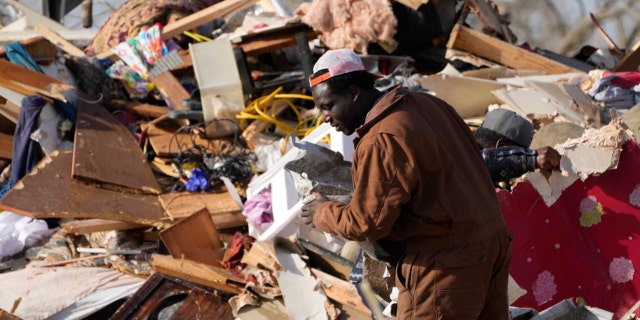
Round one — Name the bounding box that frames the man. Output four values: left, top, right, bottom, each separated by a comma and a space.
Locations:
300, 49, 511, 319
474, 108, 562, 187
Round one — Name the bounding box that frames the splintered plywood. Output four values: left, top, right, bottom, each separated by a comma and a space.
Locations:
0, 151, 164, 226
159, 191, 245, 228
0, 58, 74, 102
414, 74, 503, 118
159, 208, 225, 267
151, 255, 245, 295
73, 100, 161, 194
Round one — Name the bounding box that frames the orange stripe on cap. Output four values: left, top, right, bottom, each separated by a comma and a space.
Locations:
309, 72, 332, 87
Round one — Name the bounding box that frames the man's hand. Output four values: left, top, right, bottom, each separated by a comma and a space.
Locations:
535, 146, 561, 171
300, 192, 328, 226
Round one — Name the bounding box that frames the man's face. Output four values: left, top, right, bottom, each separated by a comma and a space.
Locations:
311, 83, 361, 136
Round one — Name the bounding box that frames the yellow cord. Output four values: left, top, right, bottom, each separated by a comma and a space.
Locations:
183, 30, 213, 42
235, 87, 330, 153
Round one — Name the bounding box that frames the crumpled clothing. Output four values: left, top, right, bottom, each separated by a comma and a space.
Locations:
588, 74, 640, 110
0, 211, 54, 260
242, 185, 273, 231
222, 232, 256, 282
185, 168, 210, 192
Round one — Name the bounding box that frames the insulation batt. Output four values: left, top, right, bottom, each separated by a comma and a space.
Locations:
295, 0, 398, 54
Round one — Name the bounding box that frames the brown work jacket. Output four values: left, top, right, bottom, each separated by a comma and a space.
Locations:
313, 85, 505, 256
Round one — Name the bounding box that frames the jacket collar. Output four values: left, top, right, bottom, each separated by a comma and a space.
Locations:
356, 85, 408, 138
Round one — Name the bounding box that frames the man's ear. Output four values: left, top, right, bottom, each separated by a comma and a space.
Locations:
495, 137, 507, 148
347, 85, 359, 102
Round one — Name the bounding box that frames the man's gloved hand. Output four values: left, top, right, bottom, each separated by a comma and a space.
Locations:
300, 192, 328, 227
535, 146, 561, 171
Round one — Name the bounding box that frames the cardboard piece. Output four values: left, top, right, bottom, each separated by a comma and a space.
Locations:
414, 74, 504, 118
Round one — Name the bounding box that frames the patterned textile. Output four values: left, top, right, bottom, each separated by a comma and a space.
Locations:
501, 140, 640, 318
85, 0, 220, 56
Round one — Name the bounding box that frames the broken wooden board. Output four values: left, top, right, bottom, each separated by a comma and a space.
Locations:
613, 39, 640, 72
34, 24, 86, 57
0, 58, 74, 102
241, 240, 282, 272
61, 219, 147, 235
311, 268, 372, 319
413, 74, 504, 118
159, 191, 245, 228
110, 273, 236, 320
0, 133, 12, 159
234, 23, 317, 57
0, 36, 57, 62
0, 99, 19, 124
159, 208, 225, 267
148, 71, 190, 111
151, 254, 245, 295
147, 122, 230, 158
0, 151, 164, 226
447, 24, 582, 75
73, 99, 161, 194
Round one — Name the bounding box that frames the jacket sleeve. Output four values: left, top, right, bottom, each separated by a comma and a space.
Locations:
481, 146, 537, 183
313, 133, 416, 242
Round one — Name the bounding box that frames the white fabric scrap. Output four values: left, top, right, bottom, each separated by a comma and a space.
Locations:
0, 267, 144, 320
0, 211, 53, 259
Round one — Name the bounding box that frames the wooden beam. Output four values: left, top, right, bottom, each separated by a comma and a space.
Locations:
96, 0, 259, 60
311, 268, 372, 318
34, 24, 86, 57
151, 254, 245, 294
159, 191, 245, 228
447, 24, 582, 74
149, 71, 190, 111
0, 59, 74, 102
235, 24, 317, 57
0, 133, 12, 160
61, 219, 147, 235
614, 39, 640, 72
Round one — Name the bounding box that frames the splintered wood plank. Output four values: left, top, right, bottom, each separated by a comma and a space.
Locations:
0, 151, 164, 226
62, 219, 147, 235
147, 122, 226, 158
614, 39, 640, 72
0, 59, 74, 102
447, 24, 581, 74
151, 254, 245, 294
148, 71, 190, 111
159, 208, 225, 267
311, 268, 372, 318
110, 273, 236, 320
73, 99, 161, 194
34, 24, 86, 57
159, 191, 245, 228
0, 133, 12, 159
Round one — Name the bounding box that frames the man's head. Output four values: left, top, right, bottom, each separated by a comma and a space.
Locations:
309, 49, 377, 135
474, 108, 534, 149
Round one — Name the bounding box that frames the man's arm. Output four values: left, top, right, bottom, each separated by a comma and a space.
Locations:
481, 146, 561, 184
481, 146, 537, 183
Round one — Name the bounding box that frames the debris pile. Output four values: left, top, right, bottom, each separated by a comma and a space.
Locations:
0, 0, 639, 319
